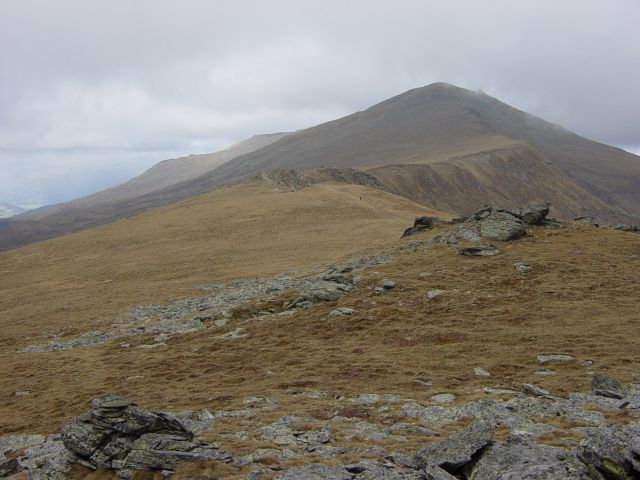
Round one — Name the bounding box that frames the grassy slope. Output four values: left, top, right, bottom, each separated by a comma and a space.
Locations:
0, 181, 438, 344
0, 183, 639, 437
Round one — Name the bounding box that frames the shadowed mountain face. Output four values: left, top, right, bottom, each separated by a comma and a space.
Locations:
1, 82, 639, 251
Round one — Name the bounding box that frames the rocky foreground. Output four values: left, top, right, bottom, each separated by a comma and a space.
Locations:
1, 372, 639, 479
2, 203, 640, 479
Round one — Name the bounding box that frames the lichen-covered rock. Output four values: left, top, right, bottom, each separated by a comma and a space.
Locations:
16, 436, 76, 480
468, 436, 592, 479
591, 373, 627, 399
577, 423, 640, 479
60, 395, 230, 476
414, 420, 495, 470
479, 211, 525, 241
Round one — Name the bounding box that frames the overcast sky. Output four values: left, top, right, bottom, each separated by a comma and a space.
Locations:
1, 0, 639, 207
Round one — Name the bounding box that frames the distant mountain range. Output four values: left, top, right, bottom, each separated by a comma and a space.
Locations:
0, 201, 25, 219
1, 82, 639, 251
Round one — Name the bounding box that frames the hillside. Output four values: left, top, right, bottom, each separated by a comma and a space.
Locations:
0, 178, 440, 342
1, 83, 639, 252
0, 186, 639, 477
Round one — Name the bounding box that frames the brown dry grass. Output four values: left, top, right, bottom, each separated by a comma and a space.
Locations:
0, 182, 437, 341
0, 183, 639, 451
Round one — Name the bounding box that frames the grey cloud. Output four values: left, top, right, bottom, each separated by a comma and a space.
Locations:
1, 0, 639, 206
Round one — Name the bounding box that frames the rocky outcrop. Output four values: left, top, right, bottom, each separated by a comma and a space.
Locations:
22, 255, 386, 352
60, 395, 230, 478
402, 216, 440, 237
438, 204, 554, 245
3, 378, 640, 479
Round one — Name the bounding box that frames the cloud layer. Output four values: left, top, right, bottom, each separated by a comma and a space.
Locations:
1, 0, 639, 206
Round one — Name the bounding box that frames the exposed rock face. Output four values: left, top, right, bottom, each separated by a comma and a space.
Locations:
60, 395, 230, 477
402, 216, 439, 237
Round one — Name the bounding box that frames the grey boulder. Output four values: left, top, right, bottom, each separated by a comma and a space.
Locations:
414, 420, 495, 471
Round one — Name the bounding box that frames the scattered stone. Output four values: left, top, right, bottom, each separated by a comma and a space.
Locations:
402, 216, 439, 237
431, 394, 456, 404
426, 290, 447, 300
219, 328, 245, 339
414, 379, 433, 387
482, 387, 519, 396
534, 370, 557, 376
414, 420, 495, 470
522, 384, 551, 397
537, 354, 574, 363
474, 368, 491, 378
329, 307, 356, 317
581, 360, 594, 368
591, 373, 627, 399
418, 272, 431, 279
513, 262, 532, 274
458, 245, 500, 256
371, 286, 385, 296
382, 279, 396, 290
14, 390, 30, 396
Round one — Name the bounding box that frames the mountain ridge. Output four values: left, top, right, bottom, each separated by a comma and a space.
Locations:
1, 82, 639, 251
